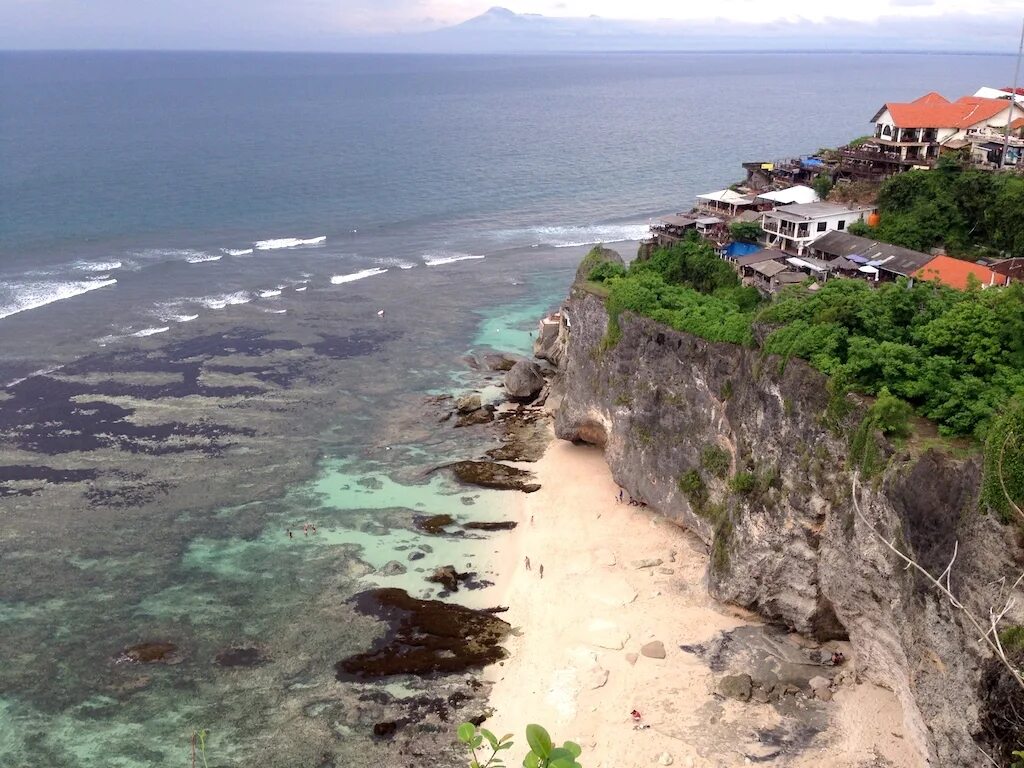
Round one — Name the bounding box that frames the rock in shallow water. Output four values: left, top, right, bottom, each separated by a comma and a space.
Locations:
444, 460, 540, 493
335, 588, 511, 680
215, 646, 266, 668
116, 641, 180, 665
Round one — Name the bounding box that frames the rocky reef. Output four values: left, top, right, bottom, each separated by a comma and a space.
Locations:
538, 268, 1023, 766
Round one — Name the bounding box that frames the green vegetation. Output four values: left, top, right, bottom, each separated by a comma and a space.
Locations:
864, 163, 1024, 257
458, 722, 583, 768
700, 445, 731, 478
812, 174, 833, 200
729, 471, 757, 494
760, 278, 1024, 437
999, 625, 1024, 654
981, 397, 1024, 523
678, 470, 706, 505
587, 260, 626, 283
728, 220, 763, 243
847, 135, 873, 148
601, 238, 760, 348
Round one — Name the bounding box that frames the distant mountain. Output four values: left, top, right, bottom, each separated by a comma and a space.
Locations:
373, 7, 1016, 54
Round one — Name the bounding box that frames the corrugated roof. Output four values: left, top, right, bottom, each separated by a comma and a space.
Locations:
875, 93, 1012, 129
659, 214, 698, 227
915, 255, 1000, 290
809, 231, 933, 276
749, 260, 789, 277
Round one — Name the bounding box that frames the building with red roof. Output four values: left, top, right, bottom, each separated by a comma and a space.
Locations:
914, 255, 1006, 291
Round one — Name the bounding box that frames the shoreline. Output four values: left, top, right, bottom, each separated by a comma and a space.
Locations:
483, 435, 922, 768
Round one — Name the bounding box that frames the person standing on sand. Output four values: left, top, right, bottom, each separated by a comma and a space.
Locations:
524, 556, 531, 571
538, 564, 544, 579
618, 489, 624, 504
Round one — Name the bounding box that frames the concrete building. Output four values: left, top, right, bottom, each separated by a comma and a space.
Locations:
761, 202, 874, 256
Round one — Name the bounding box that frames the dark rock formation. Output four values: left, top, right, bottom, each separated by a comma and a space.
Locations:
455, 394, 482, 414
117, 641, 179, 664
335, 588, 511, 680
486, 408, 550, 462
546, 288, 1021, 766
483, 354, 518, 372
426, 565, 466, 592
455, 407, 495, 428
574, 245, 624, 284
215, 646, 266, 668
415, 514, 455, 535
443, 461, 540, 493
379, 560, 408, 576
504, 360, 546, 400
462, 520, 517, 532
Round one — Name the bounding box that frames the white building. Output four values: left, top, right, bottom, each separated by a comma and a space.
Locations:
974, 86, 1024, 105
870, 92, 1024, 165
761, 202, 874, 256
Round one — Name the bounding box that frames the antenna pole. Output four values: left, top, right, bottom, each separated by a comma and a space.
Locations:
1000, 16, 1024, 169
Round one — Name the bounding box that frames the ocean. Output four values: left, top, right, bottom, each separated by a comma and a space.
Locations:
0, 51, 1015, 766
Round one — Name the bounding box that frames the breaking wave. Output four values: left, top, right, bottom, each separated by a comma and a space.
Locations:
330, 267, 388, 284
0, 278, 118, 321
254, 236, 326, 251
200, 291, 252, 310
222, 248, 255, 257
421, 252, 485, 267
495, 223, 651, 248
132, 326, 170, 337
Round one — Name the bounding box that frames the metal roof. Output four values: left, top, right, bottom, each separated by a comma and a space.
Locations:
749, 260, 789, 277
809, 231, 933, 276
659, 214, 698, 227
755, 185, 820, 206
767, 202, 874, 222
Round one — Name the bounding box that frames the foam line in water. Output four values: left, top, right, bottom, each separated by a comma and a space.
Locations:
330, 267, 388, 284
222, 248, 254, 256
0, 278, 117, 321
186, 253, 222, 264
375, 258, 416, 270
254, 236, 326, 251
495, 223, 651, 248
132, 326, 170, 337
74, 260, 122, 272
422, 252, 485, 266
258, 289, 283, 298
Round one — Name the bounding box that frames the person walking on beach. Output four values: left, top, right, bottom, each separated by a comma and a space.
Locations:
538, 564, 544, 579
618, 489, 624, 504
524, 556, 531, 571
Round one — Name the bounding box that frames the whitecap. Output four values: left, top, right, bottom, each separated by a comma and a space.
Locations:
421, 252, 486, 267
258, 289, 282, 298
6, 364, 66, 388
185, 253, 222, 264
74, 260, 122, 272
375, 257, 416, 270
0, 278, 117, 321
200, 291, 252, 310
132, 326, 170, 337
254, 236, 326, 251
330, 267, 388, 284
294, 286, 308, 292
222, 248, 254, 257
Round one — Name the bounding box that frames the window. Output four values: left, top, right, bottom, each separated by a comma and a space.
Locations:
837, 220, 846, 230
816, 222, 827, 232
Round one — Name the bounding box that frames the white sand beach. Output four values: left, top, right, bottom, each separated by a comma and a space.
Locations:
484, 437, 922, 768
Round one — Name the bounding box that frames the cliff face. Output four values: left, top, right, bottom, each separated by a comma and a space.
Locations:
542, 290, 1019, 767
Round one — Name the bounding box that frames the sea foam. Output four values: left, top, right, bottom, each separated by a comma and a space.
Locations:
330, 267, 388, 284
496, 223, 651, 248
222, 248, 254, 257
0, 278, 117, 321
422, 252, 485, 267
132, 326, 170, 337
201, 291, 252, 310
185, 253, 222, 264
255, 236, 327, 251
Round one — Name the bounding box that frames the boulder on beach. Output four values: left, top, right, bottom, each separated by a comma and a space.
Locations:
504, 360, 546, 400
456, 393, 482, 414
483, 354, 519, 372
719, 673, 753, 701
455, 407, 494, 428
640, 640, 666, 659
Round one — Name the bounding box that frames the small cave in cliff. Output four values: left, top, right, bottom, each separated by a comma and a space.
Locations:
573, 419, 607, 447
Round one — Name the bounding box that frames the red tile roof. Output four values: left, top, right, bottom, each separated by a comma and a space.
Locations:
1011, 117, 1024, 131
877, 93, 1011, 129
914, 255, 1003, 291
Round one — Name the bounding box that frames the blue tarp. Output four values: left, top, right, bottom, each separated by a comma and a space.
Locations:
725, 241, 762, 259
802, 157, 824, 167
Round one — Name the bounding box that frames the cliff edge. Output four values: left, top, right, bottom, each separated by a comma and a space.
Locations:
538, 284, 1021, 766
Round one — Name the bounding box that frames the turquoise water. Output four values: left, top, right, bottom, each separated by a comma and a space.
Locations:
0, 290, 561, 767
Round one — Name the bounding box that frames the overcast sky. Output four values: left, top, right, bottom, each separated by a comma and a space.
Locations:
1, 0, 1021, 49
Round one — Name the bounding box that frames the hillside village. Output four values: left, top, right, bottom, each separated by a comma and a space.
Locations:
643, 84, 1024, 294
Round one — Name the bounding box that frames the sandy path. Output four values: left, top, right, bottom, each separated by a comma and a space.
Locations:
483, 438, 922, 768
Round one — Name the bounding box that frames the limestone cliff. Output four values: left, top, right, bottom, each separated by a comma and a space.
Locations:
539, 288, 1021, 767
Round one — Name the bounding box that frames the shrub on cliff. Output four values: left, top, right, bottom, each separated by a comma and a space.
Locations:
759, 278, 1024, 437
728, 220, 762, 243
